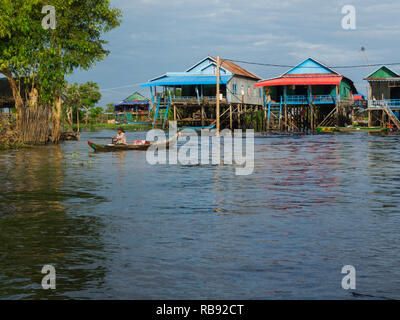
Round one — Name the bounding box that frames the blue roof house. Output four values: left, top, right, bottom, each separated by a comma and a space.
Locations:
141, 56, 262, 106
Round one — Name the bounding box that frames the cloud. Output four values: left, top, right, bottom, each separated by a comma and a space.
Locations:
68, 0, 400, 105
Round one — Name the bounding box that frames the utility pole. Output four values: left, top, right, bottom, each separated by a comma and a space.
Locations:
361, 47, 371, 73
77, 108, 80, 133
216, 56, 221, 132
76, 94, 81, 134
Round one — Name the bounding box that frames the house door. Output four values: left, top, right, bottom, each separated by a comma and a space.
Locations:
390, 87, 400, 99
294, 85, 308, 95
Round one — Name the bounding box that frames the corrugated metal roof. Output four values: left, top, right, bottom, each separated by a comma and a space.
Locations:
255, 76, 343, 87
210, 57, 261, 80
365, 66, 400, 79
283, 58, 340, 76
284, 73, 336, 78
114, 91, 149, 107
366, 78, 400, 81
114, 101, 149, 107
124, 92, 149, 102
141, 75, 233, 87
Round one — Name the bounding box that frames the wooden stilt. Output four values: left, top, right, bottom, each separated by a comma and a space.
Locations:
283, 86, 287, 131
310, 105, 314, 132
238, 104, 241, 129
368, 110, 373, 127
229, 104, 233, 130
335, 85, 340, 127
284, 106, 288, 131
201, 104, 204, 127
216, 56, 221, 133
77, 107, 80, 133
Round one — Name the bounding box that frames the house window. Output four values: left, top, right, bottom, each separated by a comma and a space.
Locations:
232, 84, 237, 95
248, 86, 252, 98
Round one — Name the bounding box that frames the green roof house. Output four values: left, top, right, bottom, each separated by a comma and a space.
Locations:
114, 92, 151, 124
365, 66, 400, 103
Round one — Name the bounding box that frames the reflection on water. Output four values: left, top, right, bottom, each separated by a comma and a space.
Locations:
0, 145, 107, 299
1, 130, 400, 299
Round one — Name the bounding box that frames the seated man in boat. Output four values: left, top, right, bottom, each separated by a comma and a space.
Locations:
112, 128, 127, 145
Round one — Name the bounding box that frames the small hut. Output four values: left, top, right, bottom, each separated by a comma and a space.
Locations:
0, 78, 14, 113
364, 66, 400, 127
142, 56, 262, 105
141, 56, 262, 129
114, 92, 151, 124
255, 58, 358, 130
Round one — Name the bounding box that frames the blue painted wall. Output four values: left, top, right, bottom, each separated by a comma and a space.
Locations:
186, 58, 232, 75
285, 58, 336, 75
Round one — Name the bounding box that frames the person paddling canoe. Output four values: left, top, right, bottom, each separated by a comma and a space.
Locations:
112, 128, 127, 145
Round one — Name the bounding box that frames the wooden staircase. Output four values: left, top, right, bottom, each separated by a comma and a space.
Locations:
318, 106, 338, 127
266, 103, 281, 130
383, 103, 400, 130
153, 96, 171, 129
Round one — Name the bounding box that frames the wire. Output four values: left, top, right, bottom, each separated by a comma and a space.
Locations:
225, 59, 293, 68
99, 82, 144, 92
100, 56, 394, 99
224, 58, 400, 69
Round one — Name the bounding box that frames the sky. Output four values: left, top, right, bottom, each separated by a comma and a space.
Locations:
67, 0, 400, 107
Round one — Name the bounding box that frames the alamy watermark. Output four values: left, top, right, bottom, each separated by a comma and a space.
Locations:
341, 5, 356, 30
145, 123, 255, 176
341, 265, 356, 290
42, 5, 57, 30
41, 265, 56, 290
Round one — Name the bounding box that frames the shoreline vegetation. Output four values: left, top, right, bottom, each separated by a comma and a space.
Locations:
0, 0, 122, 148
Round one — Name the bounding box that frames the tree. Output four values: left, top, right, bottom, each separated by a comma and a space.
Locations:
62, 81, 102, 127
0, 0, 47, 143
89, 107, 104, 124
79, 82, 102, 124
44, 0, 121, 141
62, 83, 81, 131
0, 0, 122, 144
105, 103, 116, 114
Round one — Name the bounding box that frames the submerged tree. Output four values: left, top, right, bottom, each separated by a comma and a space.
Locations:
0, 1, 46, 143
0, 0, 121, 144
63, 81, 102, 127
80, 82, 102, 124
106, 103, 116, 114
62, 83, 81, 131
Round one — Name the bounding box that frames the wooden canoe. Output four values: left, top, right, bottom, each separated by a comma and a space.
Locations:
88, 133, 180, 152
317, 126, 390, 133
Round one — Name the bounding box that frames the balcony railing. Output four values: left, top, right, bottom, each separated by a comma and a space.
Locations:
171, 96, 217, 101
171, 96, 196, 101
312, 95, 336, 104
369, 99, 400, 108
285, 95, 309, 104
281, 95, 336, 105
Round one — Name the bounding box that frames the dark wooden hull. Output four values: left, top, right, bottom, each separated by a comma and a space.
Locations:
88, 141, 151, 152
88, 134, 179, 152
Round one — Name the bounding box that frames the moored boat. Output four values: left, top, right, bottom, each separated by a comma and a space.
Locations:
317, 126, 391, 133
88, 133, 180, 152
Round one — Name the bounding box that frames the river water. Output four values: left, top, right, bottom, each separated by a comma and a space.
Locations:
1, 130, 400, 300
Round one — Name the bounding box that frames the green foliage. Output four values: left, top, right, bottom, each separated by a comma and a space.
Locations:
80, 82, 101, 108
89, 106, 104, 122
0, 0, 122, 106
62, 81, 102, 123
105, 103, 115, 113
